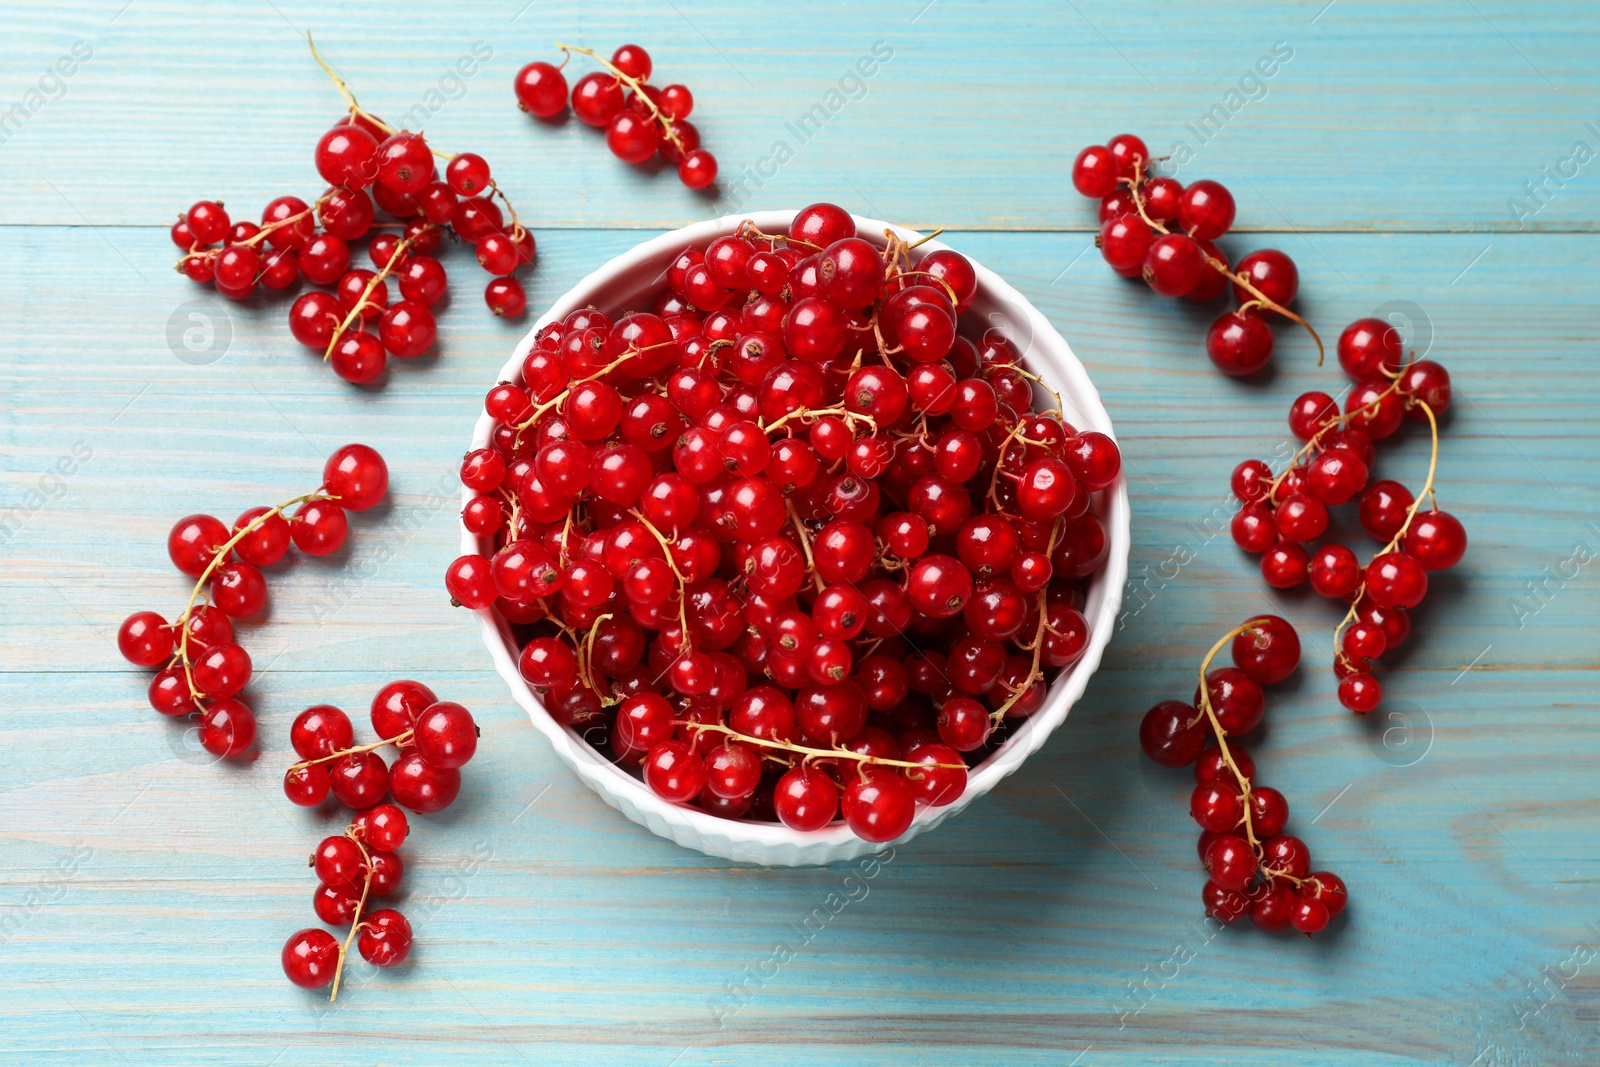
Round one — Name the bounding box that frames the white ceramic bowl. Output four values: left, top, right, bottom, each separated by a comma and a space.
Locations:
463, 210, 1130, 866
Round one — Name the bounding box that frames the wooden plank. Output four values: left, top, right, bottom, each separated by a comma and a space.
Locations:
1, 2, 1597, 232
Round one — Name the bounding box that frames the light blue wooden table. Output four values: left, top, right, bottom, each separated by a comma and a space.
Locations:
3, 2, 1597, 1064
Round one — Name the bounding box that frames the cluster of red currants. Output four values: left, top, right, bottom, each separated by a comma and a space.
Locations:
445, 202, 1121, 843
170, 38, 534, 385
280, 683, 477, 998
116, 445, 389, 757
1139, 617, 1348, 934
515, 43, 717, 190
1229, 322, 1464, 711
1071, 133, 1318, 376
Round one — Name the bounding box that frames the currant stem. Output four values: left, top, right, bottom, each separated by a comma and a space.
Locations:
1332, 399, 1439, 668
759, 405, 876, 437
323, 227, 431, 361
287, 729, 414, 773
986, 419, 1032, 514
307, 32, 392, 139
1194, 621, 1265, 852
891, 269, 959, 308
678, 720, 965, 772
786, 500, 825, 594
578, 612, 614, 699
554, 43, 685, 151
327, 831, 373, 1002
628, 510, 691, 645
989, 518, 1063, 723
735, 220, 821, 252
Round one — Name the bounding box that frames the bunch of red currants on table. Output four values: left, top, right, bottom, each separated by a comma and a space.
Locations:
515, 42, 718, 189
170, 38, 535, 384
1072, 133, 1318, 376
281, 682, 479, 999
1140, 617, 1348, 934
447, 202, 1122, 844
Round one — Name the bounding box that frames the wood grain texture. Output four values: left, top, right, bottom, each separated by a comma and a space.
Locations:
2, 2, 1599, 1065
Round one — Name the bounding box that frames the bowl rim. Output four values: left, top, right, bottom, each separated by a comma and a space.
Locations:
461, 209, 1130, 858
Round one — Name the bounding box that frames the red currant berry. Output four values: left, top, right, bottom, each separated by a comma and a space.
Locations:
1191, 782, 1244, 833
388, 749, 461, 813
1261, 541, 1310, 589
168, 514, 229, 577
1071, 145, 1119, 198
446, 554, 497, 609
1141, 177, 1184, 222
1358, 480, 1415, 541
1232, 249, 1298, 306
1197, 668, 1265, 734
1366, 552, 1428, 609
199, 698, 255, 757
1403, 510, 1467, 571
329, 751, 389, 809
291, 704, 355, 760
358, 909, 413, 966
1204, 833, 1256, 891
774, 766, 838, 831
1401, 360, 1452, 420
1275, 492, 1328, 543
1203, 880, 1250, 923
282, 928, 340, 989
643, 740, 705, 804
842, 768, 916, 843
1302, 871, 1348, 918
184, 200, 231, 244
1337, 317, 1404, 379
486, 277, 527, 318
1250, 884, 1296, 931
515, 61, 570, 118
606, 110, 661, 164
413, 701, 477, 769
290, 499, 349, 556
789, 202, 856, 248
1338, 671, 1383, 713
1138, 700, 1206, 766
1261, 834, 1311, 881
1231, 615, 1300, 684
1207, 311, 1273, 376
1142, 233, 1206, 297
1308, 543, 1361, 598
118, 611, 173, 667
1345, 378, 1405, 440
1178, 180, 1235, 240
284, 765, 330, 807
1098, 213, 1154, 276
1230, 503, 1278, 554
675, 147, 720, 189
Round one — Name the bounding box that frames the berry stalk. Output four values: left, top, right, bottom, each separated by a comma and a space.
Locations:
555, 42, 686, 153
327, 831, 374, 1002
1331, 400, 1439, 669
679, 719, 966, 777
321, 228, 431, 361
